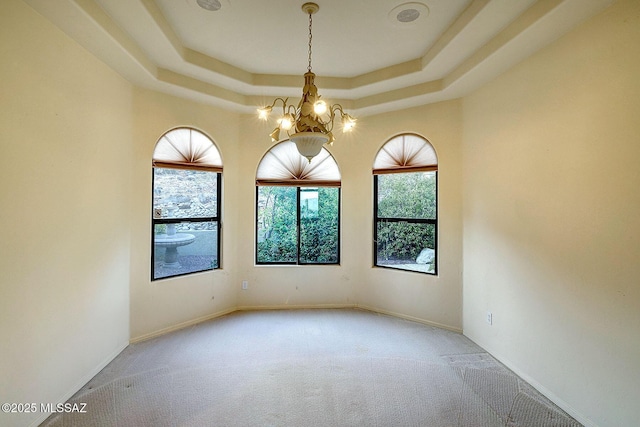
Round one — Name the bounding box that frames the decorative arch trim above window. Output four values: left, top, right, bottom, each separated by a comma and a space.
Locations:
256, 140, 341, 187
373, 133, 437, 175
153, 127, 223, 172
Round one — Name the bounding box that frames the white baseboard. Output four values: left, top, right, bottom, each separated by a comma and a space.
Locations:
356, 304, 463, 333
236, 303, 356, 312
29, 341, 129, 427
130, 307, 237, 343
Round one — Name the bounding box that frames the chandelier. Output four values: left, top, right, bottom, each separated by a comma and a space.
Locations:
257, 2, 356, 162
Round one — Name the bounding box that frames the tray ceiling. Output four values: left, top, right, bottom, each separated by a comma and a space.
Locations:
24, 0, 613, 116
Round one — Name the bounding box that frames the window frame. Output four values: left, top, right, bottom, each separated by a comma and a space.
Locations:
372, 133, 438, 275
373, 171, 438, 275
151, 127, 223, 281
255, 185, 341, 266
151, 169, 222, 281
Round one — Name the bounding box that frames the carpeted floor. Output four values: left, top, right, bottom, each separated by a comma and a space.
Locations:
41, 309, 581, 426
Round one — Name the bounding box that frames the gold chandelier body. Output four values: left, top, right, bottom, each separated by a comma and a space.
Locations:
257, 2, 356, 162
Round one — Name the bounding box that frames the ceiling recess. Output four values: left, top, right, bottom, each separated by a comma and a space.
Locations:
24, 0, 613, 116
388, 2, 429, 26
196, 0, 221, 12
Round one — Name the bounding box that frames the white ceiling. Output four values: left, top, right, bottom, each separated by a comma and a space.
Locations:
24, 0, 613, 116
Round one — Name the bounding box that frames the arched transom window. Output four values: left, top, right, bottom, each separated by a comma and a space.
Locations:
373, 133, 438, 274
256, 140, 340, 264
152, 127, 223, 280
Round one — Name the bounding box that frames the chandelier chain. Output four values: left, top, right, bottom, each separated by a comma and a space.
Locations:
307, 11, 313, 72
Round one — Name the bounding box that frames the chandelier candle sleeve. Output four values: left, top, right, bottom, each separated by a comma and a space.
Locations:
257, 2, 356, 162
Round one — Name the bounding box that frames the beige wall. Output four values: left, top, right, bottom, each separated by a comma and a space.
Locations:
0, 1, 132, 426
129, 88, 239, 340
462, 1, 640, 426
231, 100, 463, 331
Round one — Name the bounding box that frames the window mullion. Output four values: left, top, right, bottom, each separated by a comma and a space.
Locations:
153, 217, 217, 224
376, 217, 436, 224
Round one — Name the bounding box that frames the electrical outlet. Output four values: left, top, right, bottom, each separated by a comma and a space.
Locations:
486, 311, 493, 325
242, 280, 248, 290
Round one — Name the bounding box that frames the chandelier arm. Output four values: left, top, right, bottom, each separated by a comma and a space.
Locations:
325, 116, 335, 133
271, 97, 289, 109
259, 97, 290, 118
330, 104, 347, 118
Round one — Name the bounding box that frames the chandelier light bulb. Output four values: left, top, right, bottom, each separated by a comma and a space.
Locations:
313, 100, 327, 115
342, 114, 356, 132
257, 106, 272, 120
279, 114, 294, 130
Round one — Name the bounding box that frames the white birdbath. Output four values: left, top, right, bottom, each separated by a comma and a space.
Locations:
154, 220, 195, 268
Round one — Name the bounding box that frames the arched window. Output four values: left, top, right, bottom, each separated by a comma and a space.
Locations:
151, 127, 223, 280
373, 133, 437, 274
256, 140, 340, 264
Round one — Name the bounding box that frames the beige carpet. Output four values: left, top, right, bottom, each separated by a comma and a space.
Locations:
42, 309, 581, 426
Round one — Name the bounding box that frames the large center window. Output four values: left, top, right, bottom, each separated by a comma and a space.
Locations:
256, 141, 341, 265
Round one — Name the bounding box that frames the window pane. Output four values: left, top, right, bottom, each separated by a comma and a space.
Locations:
376, 221, 435, 273
257, 186, 297, 263
153, 221, 218, 279
377, 172, 436, 219
300, 187, 339, 263
153, 168, 218, 219
300, 188, 319, 219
